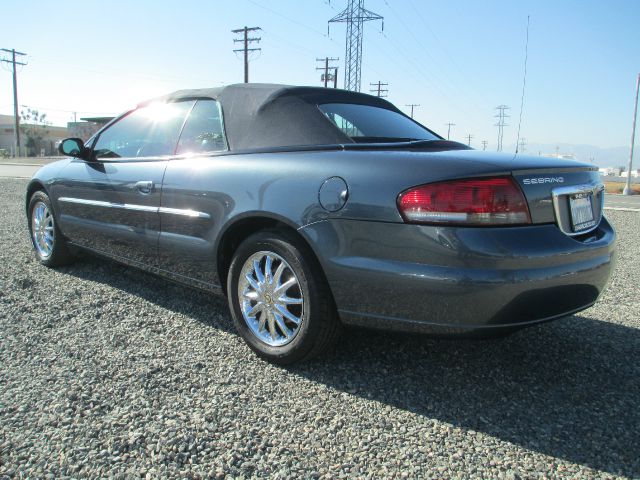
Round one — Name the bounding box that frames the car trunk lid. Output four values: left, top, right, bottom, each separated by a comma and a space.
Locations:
393, 148, 604, 234
436, 150, 604, 234
512, 166, 603, 236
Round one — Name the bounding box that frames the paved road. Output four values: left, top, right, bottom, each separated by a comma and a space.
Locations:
605, 194, 640, 211
0, 164, 41, 178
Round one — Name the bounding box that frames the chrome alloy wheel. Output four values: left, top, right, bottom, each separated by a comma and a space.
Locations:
31, 201, 54, 259
238, 251, 304, 347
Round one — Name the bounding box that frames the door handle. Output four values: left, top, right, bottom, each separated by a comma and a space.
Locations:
135, 180, 154, 194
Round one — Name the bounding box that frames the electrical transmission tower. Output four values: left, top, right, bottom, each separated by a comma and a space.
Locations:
481, 140, 488, 151
494, 105, 510, 151
232, 26, 261, 83
466, 134, 474, 147
445, 122, 455, 140
316, 57, 340, 87
518, 138, 527, 153
369, 81, 388, 97
405, 104, 419, 118
1, 48, 26, 157
328, 0, 383, 92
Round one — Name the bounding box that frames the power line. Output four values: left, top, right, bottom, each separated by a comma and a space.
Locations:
369, 81, 388, 97
232, 26, 261, 83
28, 54, 224, 86
260, 28, 317, 57
249, 0, 334, 41
382, 0, 493, 118
374, 29, 471, 119
445, 122, 455, 140
405, 0, 495, 110
19, 104, 118, 115
328, 0, 383, 92
494, 105, 510, 152
405, 104, 419, 118
316, 57, 340, 88
1, 48, 27, 157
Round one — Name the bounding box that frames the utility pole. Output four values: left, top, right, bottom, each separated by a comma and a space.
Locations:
232, 27, 261, 83
405, 104, 419, 118
445, 122, 455, 140
494, 105, 510, 152
0, 48, 27, 157
481, 140, 488, 151
466, 134, 474, 147
333, 67, 338, 88
369, 81, 388, 97
624, 73, 640, 195
518, 138, 527, 153
328, 0, 383, 92
316, 57, 339, 88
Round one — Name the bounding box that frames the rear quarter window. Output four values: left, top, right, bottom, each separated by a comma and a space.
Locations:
176, 99, 227, 154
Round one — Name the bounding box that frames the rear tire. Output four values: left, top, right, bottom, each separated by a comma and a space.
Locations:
28, 190, 74, 267
227, 230, 341, 365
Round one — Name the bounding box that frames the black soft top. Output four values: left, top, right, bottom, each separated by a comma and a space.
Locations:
141, 83, 406, 151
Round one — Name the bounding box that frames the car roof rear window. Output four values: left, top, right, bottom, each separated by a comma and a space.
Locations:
318, 103, 438, 143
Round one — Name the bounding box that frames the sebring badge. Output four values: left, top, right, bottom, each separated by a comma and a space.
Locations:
523, 177, 565, 185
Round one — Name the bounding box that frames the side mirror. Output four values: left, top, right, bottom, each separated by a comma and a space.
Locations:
59, 138, 88, 159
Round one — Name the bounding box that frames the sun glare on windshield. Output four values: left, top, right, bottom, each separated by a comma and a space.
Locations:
137, 102, 182, 122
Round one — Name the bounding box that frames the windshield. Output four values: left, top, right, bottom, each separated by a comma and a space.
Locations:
319, 103, 439, 143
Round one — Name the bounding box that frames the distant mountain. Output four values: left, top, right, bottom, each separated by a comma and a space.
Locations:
502, 143, 632, 168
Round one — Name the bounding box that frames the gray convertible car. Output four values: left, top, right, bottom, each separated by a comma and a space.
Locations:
26, 83, 615, 364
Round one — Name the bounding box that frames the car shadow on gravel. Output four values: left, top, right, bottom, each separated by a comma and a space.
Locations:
294, 319, 639, 477
56, 256, 236, 334
60, 257, 638, 477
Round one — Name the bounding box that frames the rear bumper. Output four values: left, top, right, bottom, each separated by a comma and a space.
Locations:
300, 217, 616, 333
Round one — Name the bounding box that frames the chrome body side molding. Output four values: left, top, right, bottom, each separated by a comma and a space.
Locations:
58, 197, 211, 219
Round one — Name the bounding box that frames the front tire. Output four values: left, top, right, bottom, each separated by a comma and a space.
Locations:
227, 230, 340, 365
28, 190, 74, 267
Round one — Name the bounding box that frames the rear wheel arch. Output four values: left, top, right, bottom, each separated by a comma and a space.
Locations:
225, 227, 341, 364
216, 215, 330, 297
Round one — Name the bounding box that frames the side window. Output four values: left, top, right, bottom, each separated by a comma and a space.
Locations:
92, 101, 195, 159
176, 99, 227, 154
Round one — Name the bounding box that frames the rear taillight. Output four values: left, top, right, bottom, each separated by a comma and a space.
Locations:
397, 177, 531, 226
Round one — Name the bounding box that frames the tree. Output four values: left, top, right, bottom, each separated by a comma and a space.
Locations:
20, 108, 51, 156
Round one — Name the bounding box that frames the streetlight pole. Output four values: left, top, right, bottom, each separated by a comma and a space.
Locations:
624, 73, 640, 195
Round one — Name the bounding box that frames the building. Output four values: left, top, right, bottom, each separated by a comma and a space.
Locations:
0, 114, 112, 157
621, 169, 640, 178
68, 117, 114, 142
542, 153, 576, 161
599, 167, 622, 176
0, 114, 68, 157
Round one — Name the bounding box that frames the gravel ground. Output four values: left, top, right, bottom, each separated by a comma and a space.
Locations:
1, 177, 638, 479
